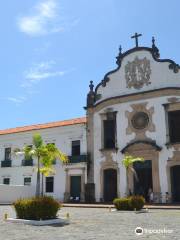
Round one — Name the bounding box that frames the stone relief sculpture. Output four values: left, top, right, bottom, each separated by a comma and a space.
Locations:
125, 56, 151, 89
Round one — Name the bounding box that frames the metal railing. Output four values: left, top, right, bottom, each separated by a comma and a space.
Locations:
22, 159, 33, 166
68, 154, 87, 164
1, 160, 12, 167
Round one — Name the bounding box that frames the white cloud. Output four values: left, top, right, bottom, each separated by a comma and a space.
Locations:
37, 0, 57, 18
17, 0, 63, 36
6, 96, 27, 104
26, 71, 65, 82
18, 16, 46, 36
21, 60, 66, 88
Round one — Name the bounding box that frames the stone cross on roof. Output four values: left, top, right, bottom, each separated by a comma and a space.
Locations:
131, 32, 142, 47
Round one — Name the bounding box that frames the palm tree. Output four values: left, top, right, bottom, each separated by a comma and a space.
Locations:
39, 142, 68, 196
122, 154, 144, 196
15, 134, 68, 197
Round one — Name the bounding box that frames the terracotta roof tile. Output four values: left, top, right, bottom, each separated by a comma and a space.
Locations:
0, 117, 87, 136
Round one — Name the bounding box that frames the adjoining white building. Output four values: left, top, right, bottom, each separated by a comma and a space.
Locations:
0, 118, 87, 203
1, 34, 180, 203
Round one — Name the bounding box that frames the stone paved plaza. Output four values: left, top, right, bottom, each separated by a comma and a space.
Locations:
0, 206, 179, 240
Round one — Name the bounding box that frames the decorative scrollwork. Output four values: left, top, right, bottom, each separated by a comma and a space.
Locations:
169, 63, 180, 73
101, 76, 110, 87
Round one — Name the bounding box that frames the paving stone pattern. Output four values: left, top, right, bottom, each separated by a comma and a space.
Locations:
0, 206, 179, 240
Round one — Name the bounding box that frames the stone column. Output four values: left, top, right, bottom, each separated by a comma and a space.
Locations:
64, 169, 70, 202
80, 168, 85, 202
85, 108, 95, 202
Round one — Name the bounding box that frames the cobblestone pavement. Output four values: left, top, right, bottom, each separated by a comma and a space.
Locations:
0, 206, 179, 240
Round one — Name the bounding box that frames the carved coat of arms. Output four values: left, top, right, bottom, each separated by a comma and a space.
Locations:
125, 56, 151, 89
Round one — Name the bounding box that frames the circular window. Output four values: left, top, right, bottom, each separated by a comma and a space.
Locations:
131, 112, 149, 130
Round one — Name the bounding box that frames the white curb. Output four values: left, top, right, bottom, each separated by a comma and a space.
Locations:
6, 218, 70, 226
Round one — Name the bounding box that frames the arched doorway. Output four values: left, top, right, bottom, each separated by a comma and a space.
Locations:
134, 160, 152, 201
171, 166, 180, 202
121, 141, 161, 201
103, 169, 117, 202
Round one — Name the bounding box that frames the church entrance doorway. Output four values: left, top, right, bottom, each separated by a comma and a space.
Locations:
103, 169, 117, 202
134, 160, 152, 201
171, 166, 180, 202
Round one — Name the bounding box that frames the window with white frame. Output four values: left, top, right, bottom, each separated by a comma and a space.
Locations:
3, 178, 10, 185
24, 177, 31, 186
72, 140, 80, 156
46, 176, 54, 193
5, 147, 11, 160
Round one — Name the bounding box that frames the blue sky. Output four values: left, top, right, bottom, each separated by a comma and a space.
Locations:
0, 0, 180, 129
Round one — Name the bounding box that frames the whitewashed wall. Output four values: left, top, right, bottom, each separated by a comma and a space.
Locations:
0, 184, 35, 204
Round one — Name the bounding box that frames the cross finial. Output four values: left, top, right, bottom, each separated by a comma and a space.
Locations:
89, 80, 94, 92
152, 36, 155, 47
119, 45, 122, 54
131, 32, 142, 47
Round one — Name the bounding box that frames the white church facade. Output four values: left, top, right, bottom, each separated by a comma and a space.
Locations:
0, 34, 180, 203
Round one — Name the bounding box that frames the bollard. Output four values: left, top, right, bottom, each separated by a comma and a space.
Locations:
4, 213, 8, 221
109, 207, 111, 212
66, 213, 70, 219
134, 208, 136, 212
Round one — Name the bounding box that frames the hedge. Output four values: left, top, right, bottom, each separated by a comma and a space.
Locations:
113, 195, 145, 211
130, 195, 145, 210
13, 196, 61, 220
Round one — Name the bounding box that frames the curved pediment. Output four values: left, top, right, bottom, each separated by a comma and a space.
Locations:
121, 139, 162, 154
92, 46, 180, 106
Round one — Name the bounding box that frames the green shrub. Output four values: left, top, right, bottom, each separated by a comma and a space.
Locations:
113, 195, 145, 211
13, 196, 61, 220
113, 198, 131, 210
129, 195, 145, 210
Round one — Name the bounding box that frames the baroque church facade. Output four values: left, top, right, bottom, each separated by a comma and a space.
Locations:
0, 34, 180, 203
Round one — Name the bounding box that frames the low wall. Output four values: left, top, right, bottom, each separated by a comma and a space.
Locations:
0, 184, 35, 204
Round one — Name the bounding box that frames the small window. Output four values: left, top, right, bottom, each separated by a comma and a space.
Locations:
5, 148, 11, 161
72, 140, 80, 156
46, 177, 54, 193
103, 119, 116, 149
24, 177, 31, 186
168, 110, 180, 143
3, 178, 10, 185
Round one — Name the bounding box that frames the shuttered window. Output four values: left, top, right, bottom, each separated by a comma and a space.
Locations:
103, 120, 116, 149
5, 148, 11, 160
46, 177, 54, 193
3, 178, 10, 185
72, 140, 80, 156
168, 110, 180, 143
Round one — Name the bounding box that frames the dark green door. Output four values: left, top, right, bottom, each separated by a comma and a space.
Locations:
171, 166, 180, 202
104, 169, 117, 202
70, 176, 81, 198
134, 160, 152, 201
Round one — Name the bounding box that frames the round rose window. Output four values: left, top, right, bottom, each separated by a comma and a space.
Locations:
131, 112, 149, 130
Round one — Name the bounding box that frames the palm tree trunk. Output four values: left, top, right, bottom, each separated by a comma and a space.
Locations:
36, 156, 40, 197
41, 173, 44, 197
126, 168, 129, 197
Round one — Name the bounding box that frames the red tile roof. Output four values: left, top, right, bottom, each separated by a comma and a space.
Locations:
0, 117, 87, 136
